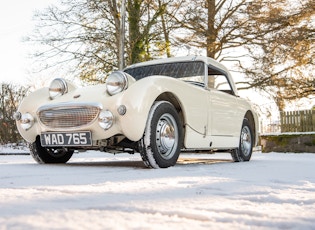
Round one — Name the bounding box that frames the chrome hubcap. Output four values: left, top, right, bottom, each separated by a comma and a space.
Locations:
241, 126, 252, 156
156, 113, 178, 159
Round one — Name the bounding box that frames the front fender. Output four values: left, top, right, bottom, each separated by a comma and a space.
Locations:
16, 81, 78, 143
16, 88, 50, 142
117, 76, 208, 141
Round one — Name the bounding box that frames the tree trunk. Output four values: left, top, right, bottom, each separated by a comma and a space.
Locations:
207, 0, 216, 58
128, 0, 144, 64
158, 0, 171, 57
118, 0, 126, 69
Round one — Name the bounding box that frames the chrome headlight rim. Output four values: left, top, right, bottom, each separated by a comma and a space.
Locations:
106, 71, 128, 96
98, 110, 114, 130
20, 113, 34, 130
49, 78, 68, 99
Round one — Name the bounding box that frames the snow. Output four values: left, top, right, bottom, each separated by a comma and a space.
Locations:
260, 131, 315, 136
0, 150, 314, 229
0, 144, 29, 155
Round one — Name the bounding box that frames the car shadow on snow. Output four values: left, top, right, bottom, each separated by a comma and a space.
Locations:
67, 160, 148, 168
66, 157, 233, 169
177, 157, 232, 165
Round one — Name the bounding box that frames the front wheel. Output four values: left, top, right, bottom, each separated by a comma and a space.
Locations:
231, 119, 253, 162
30, 136, 74, 164
138, 101, 183, 168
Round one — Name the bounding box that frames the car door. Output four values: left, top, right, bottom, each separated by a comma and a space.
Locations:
207, 74, 240, 148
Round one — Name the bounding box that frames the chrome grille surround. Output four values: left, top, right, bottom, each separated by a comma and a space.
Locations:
37, 102, 102, 130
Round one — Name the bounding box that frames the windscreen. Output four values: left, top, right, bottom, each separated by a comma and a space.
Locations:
124, 61, 205, 80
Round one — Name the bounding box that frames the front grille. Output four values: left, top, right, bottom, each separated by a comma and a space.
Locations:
38, 103, 101, 129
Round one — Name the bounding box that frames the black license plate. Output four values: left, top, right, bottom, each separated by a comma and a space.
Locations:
40, 131, 92, 147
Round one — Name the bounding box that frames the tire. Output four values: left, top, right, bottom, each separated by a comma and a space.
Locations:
138, 101, 183, 168
231, 119, 253, 162
29, 136, 74, 164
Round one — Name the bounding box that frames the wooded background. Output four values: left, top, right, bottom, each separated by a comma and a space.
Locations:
0, 0, 314, 144
27, 0, 314, 110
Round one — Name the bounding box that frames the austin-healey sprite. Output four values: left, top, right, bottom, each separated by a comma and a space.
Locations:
14, 56, 258, 168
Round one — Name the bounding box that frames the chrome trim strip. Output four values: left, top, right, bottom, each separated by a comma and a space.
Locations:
37, 102, 103, 112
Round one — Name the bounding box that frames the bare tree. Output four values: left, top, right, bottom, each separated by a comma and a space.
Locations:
29, 0, 168, 81
126, 0, 170, 64
171, 0, 250, 60
0, 84, 29, 144
28, 0, 314, 111
170, 0, 314, 110
237, 0, 315, 110
29, 0, 123, 83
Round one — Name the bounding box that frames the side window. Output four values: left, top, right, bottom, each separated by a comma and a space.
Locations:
181, 75, 205, 87
208, 75, 234, 95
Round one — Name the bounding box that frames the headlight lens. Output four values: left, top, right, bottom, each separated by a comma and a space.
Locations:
49, 78, 68, 99
13, 111, 22, 121
106, 71, 128, 96
98, 110, 114, 130
20, 113, 34, 130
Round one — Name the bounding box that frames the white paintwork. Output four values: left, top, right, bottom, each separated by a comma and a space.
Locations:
16, 56, 259, 151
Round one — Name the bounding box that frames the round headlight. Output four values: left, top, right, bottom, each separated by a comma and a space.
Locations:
20, 113, 34, 130
49, 78, 68, 99
98, 110, 114, 130
106, 71, 128, 96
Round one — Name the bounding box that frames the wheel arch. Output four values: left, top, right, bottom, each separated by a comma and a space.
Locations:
138, 98, 184, 168
155, 92, 185, 123
244, 110, 257, 145
155, 92, 185, 147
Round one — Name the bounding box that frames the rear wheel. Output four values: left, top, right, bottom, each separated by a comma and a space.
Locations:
30, 136, 74, 164
138, 101, 183, 168
231, 119, 253, 162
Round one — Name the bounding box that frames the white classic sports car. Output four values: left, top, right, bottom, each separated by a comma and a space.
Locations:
14, 56, 258, 168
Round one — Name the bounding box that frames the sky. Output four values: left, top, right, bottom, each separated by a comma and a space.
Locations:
0, 1, 55, 85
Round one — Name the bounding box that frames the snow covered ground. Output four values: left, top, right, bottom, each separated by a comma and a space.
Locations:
0, 150, 314, 230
